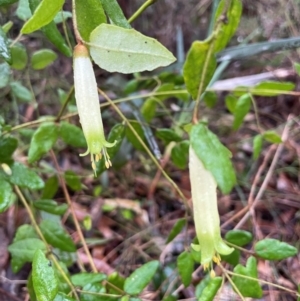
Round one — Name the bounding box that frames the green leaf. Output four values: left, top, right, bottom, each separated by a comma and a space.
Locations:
166, 218, 186, 244
232, 256, 262, 298
198, 277, 222, 301
31, 49, 58, 70
40, 219, 76, 252
177, 251, 194, 287
0, 63, 10, 88
203, 91, 217, 108
10, 81, 32, 102
28, 122, 59, 163
225, 230, 253, 247
183, 40, 216, 100
156, 129, 182, 144
0, 136, 18, 163
42, 175, 59, 199
124, 261, 159, 295
141, 98, 157, 122
250, 81, 295, 96
13, 224, 38, 242
9, 162, 44, 190
54, 293, 76, 301
253, 134, 263, 160
53, 11, 72, 24
10, 44, 28, 70
100, 0, 131, 29
16, 0, 32, 20
0, 26, 11, 63
233, 93, 251, 130
89, 24, 176, 74
225, 94, 237, 113
64, 170, 81, 191
125, 121, 145, 151
21, 0, 65, 34
81, 283, 106, 301
171, 140, 189, 169
190, 123, 236, 194
75, 0, 106, 42
0, 0, 18, 5
263, 130, 282, 144
33, 199, 68, 215
255, 238, 297, 260
8, 238, 47, 273
97, 123, 125, 174
221, 249, 240, 266
32, 249, 58, 301
213, 0, 242, 52
59, 122, 87, 148
0, 180, 13, 212
71, 273, 107, 287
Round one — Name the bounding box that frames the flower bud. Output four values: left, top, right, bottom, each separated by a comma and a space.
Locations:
73, 44, 116, 174
189, 146, 233, 269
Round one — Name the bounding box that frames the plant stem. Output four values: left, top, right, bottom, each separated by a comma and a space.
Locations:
56, 85, 74, 122
50, 150, 98, 273
128, 0, 157, 23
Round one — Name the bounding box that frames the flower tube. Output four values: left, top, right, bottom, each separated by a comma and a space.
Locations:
73, 44, 116, 173
189, 145, 233, 269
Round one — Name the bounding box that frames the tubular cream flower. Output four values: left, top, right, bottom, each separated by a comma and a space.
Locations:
73, 44, 116, 173
189, 146, 233, 269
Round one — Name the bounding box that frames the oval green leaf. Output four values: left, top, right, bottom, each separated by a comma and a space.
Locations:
225, 230, 253, 247
32, 249, 58, 301
255, 238, 297, 260
59, 122, 87, 148
11, 44, 28, 70
0, 26, 11, 63
40, 219, 76, 252
177, 251, 194, 288
0, 180, 13, 212
10, 81, 32, 102
198, 277, 222, 301
21, 0, 65, 34
166, 218, 186, 244
71, 272, 107, 287
124, 260, 159, 295
0, 63, 10, 88
89, 24, 176, 74
28, 122, 59, 163
31, 49, 58, 70
33, 199, 68, 215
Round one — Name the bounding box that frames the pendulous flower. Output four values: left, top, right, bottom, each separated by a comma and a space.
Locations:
189, 145, 233, 270
73, 44, 116, 174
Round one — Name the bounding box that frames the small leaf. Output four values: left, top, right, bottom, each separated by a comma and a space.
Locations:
171, 140, 189, 169
183, 40, 216, 100
0, 63, 10, 88
221, 249, 240, 266
225, 230, 253, 247
177, 251, 194, 287
32, 249, 58, 301
33, 199, 68, 215
0, 180, 13, 212
9, 162, 44, 190
42, 175, 59, 199
190, 123, 236, 194
13, 224, 38, 242
198, 277, 222, 301
203, 91, 217, 108
31, 49, 57, 70
8, 238, 47, 273
213, 0, 242, 52
0, 136, 18, 163
0, 0, 18, 6
232, 256, 262, 298
54, 292, 76, 301
75, 0, 106, 42
0, 25, 11, 63
71, 273, 107, 287
125, 121, 145, 151
253, 134, 263, 160
28, 122, 59, 163
124, 261, 159, 295
21, 0, 65, 34
64, 170, 81, 191
81, 283, 106, 301
40, 219, 76, 252
225, 94, 237, 113
16, 0, 32, 20
233, 93, 252, 130
10, 44, 28, 70
100, 0, 131, 29
263, 130, 282, 144
156, 128, 182, 144
250, 81, 295, 96
10, 81, 32, 102
166, 218, 186, 244
255, 238, 297, 260
59, 122, 87, 148
89, 24, 176, 74
141, 98, 157, 122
